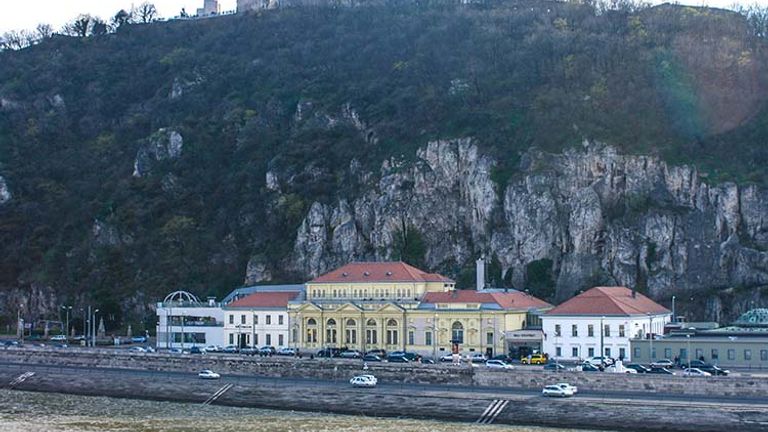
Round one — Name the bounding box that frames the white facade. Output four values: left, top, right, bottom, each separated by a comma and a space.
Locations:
223, 308, 290, 348
542, 313, 670, 362
155, 303, 225, 349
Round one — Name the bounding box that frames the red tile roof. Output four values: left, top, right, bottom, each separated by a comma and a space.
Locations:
226, 291, 301, 308
309, 262, 454, 284
422, 290, 552, 310
545, 286, 670, 316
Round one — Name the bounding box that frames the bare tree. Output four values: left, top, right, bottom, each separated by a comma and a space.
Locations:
1, 30, 25, 50
35, 23, 53, 40
62, 14, 93, 37
91, 17, 109, 36
112, 9, 133, 30
135, 2, 159, 24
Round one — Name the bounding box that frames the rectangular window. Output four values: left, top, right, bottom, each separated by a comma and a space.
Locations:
229, 315, 234, 325
408, 331, 414, 346
588, 347, 595, 357
651, 347, 656, 359
241, 315, 246, 325
680, 348, 688, 359
278, 334, 284, 346
695, 349, 703, 360
572, 347, 578, 357
556, 347, 562, 357
619, 325, 625, 337
761, 350, 768, 361
266, 315, 272, 325
588, 325, 594, 337
229, 334, 234, 344
664, 348, 672, 359
605, 347, 611, 357
486, 332, 494, 346
254, 334, 259, 345
425, 331, 432, 346
279, 315, 284, 325
728, 349, 736, 360
619, 348, 626, 360
604, 325, 611, 337
745, 349, 752, 361
634, 347, 640, 358
572, 325, 578, 337
712, 349, 719, 360
386, 330, 398, 345
266, 334, 271, 345
292, 328, 297, 343
254, 315, 258, 325
555, 325, 561, 337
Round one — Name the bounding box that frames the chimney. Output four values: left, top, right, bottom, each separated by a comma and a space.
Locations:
476, 256, 485, 291
632, 290, 636, 299
207, 296, 216, 306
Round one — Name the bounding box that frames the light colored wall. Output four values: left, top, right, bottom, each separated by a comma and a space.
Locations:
223, 309, 290, 348
305, 281, 452, 302
155, 305, 224, 349
631, 337, 768, 368
542, 313, 671, 361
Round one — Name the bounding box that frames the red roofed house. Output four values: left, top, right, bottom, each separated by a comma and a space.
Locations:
289, 260, 552, 359
223, 289, 303, 350
541, 286, 671, 362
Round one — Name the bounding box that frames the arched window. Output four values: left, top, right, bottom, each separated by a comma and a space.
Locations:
345, 319, 357, 345
326, 319, 337, 344
327, 319, 336, 326
307, 318, 317, 326
386, 319, 399, 345
366, 319, 377, 345
306, 318, 317, 343
452, 321, 464, 344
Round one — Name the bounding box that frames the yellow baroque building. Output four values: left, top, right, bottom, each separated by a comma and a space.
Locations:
288, 262, 552, 359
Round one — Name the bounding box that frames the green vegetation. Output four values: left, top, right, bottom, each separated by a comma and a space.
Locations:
525, 259, 556, 302
0, 1, 767, 327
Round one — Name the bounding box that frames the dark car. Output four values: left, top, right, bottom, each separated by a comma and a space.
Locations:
699, 365, 730, 376
421, 358, 435, 364
363, 354, 383, 362
647, 367, 674, 375
240, 347, 258, 356
683, 360, 710, 369
390, 351, 422, 362
625, 363, 651, 373
543, 363, 566, 371
317, 347, 344, 358
491, 354, 515, 363
259, 346, 276, 355
580, 363, 601, 372
189, 346, 203, 354
387, 355, 410, 363
339, 350, 363, 359
131, 336, 148, 344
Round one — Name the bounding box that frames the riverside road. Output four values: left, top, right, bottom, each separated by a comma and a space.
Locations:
2, 361, 767, 408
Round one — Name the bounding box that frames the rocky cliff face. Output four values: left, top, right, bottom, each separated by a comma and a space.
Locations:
0, 175, 10, 204
291, 139, 768, 308
132, 129, 184, 178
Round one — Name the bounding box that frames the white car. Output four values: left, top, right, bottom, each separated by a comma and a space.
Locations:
542, 384, 574, 397
651, 359, 675, 368
198, 369, 221, 379
357, 374, 378, 384
350, 375, 377, 387
203, 345, 221, 353
486, 360, 514, 370
584, 356, 613, 366
128, 346, 146, 353
683, 368, 711, 377
556, 383, 578, 394
50, 335, 68, 342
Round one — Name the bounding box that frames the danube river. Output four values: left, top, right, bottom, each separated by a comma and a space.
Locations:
0, 389, 606, 432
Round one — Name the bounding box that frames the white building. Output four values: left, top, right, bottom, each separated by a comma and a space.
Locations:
197, 0, 220, 16
155, 291, 225, 349
541, 286, 671, 362
222, 286, 304, 349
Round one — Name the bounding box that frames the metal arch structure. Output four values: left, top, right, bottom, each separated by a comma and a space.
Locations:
734, 308, 768, 328
163, 290, 201, 304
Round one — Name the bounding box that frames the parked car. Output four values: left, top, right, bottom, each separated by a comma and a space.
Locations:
556, 382, 578, 394
339, 350, 363, 359
650, 359, 675, 368
222, 345, 239, 354
585, 356, 614, 367
683, 360, 710, 369
144, 346, 156, 353
203, 345, 222, 353
580, 362, 602, 372
50, 335, 68, 342
486, 359, 514, 370
277, 347, 297, 356
491, 354, 515, 363
240, 347, 258, 356
3, 340, 19, 347
542, 384, 573, 397
521, 353, 548, 365
357, 374, 378, 384
699, 365, 730, 376
168, 348, 182, 354
648, 367, 675, 375
128, 346, 147, 353
362, 354, 383, 362
317, 347, 344, 358
349, 375, 377, 387
625, 363, 651, 373
189, 346, 203, 354
387, 355, 410, 363
421, 358, 435, 364
259, 346, 276, 355
440, 353, 459, 362
543, 363, 566, 371
365, 349, 387, 358
389, 351, 422, 362
469, 353, 488, 363
198, 369, 221, 379
131, 336, 148, 344
683, 368, 712, 377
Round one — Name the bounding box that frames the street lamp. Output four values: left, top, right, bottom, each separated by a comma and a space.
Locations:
432, 314, 438, 362
93, 309, 100, 347
686, 334, 691, 372
600, 316, 605, 365
16, 304, 23, 341
181, 312, 186, 351
672, 296, 676, 323
647, 312, 653, 362
61, 305, 72, 339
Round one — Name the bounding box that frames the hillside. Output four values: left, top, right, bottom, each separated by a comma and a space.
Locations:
0, 1, 767, 331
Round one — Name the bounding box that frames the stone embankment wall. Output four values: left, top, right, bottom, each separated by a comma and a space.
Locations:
3, 348, 768, 398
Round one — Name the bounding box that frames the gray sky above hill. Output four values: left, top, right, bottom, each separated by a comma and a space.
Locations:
0, 1, 757, 34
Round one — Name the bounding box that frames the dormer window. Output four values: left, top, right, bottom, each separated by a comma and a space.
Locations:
363, 271, 370, 277
386, 271, 392, 276
342, 272, 349, 277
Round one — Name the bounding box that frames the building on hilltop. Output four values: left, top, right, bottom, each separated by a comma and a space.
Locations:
288, 260, 552, 359
197, 0, 221, 16
237, 0, 279, 12
541, 286, 671, 362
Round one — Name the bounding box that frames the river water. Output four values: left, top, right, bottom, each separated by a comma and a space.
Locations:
0, 389, 605, 432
